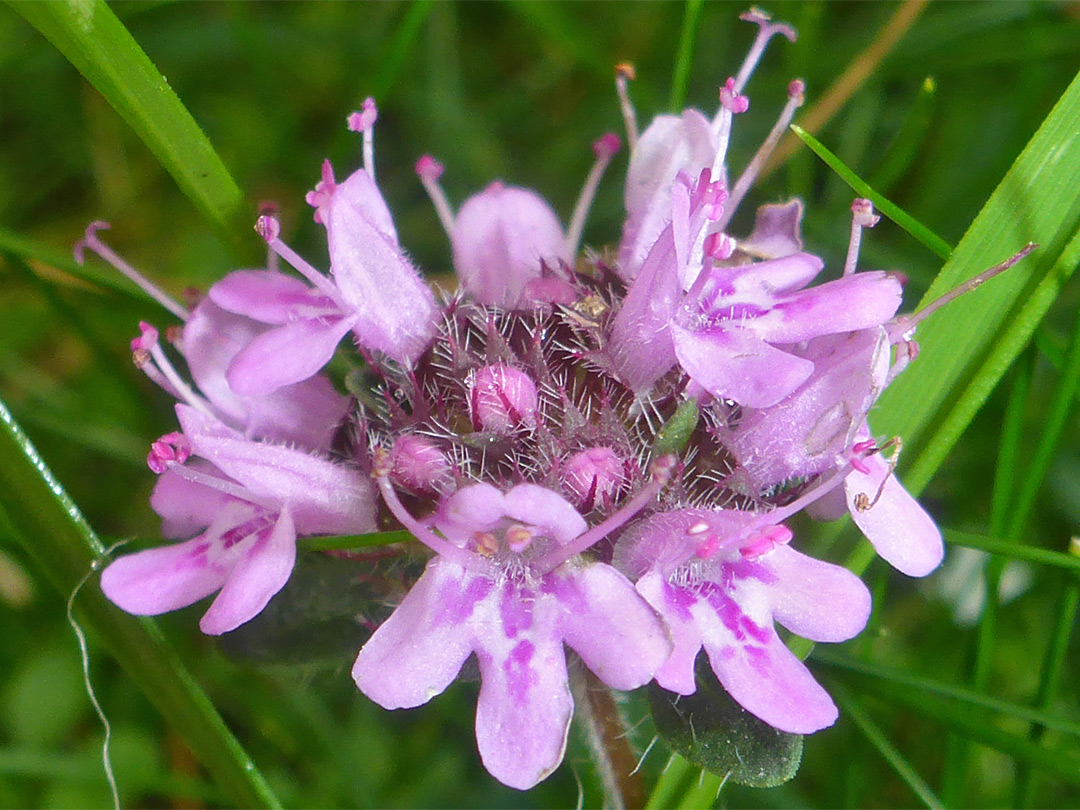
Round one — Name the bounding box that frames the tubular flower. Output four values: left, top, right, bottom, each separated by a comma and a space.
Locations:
85, 8, 1033, 791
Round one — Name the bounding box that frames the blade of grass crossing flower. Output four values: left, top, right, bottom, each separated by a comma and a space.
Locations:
945, 530, 1080, 576
10, 1, 246, 252
790, 124, 952, 259
1015, 582, 1080, 807
668, 0, 704, 112
0, 397, 281, 810
867, 76, 936, 193
831, 684, 944, 810
300, 530, 414, 552
873, 70, 1080, 493
644, 754, 694, 810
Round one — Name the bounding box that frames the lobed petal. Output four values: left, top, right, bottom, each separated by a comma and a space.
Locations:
759, 272, 903, 344
100, 535, 229, 616
557, 563, 671, 690
207, 270, 339, 325
634, 571, 703, 695
199, 506, 298, 635
226, 316, 356, 397
353, 559, 483, 708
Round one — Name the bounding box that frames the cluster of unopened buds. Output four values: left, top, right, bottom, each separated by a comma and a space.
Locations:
79, 9, 1031, 790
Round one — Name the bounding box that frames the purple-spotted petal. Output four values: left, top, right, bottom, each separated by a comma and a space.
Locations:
759, 272, 903, 344
703, 623, 838, 735
671, 323, 814, 408
846, 454, 944, 577
558, 563, 671, 690
634, 571, 702, 695
100, 534, 228, 616
474, 626, 572, 790
761, 545, 871, 642
207, 270, 339, 324
227, 316, 356, 397
353, 558, 482, 708
199, 506, 297, 635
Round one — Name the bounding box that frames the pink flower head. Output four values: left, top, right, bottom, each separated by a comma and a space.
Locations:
352, 482, 671, 789
614, 508, 870, 734
101, 406, 376, 634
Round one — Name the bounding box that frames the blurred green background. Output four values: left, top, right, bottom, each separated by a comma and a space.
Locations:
2, 1, 1080, 807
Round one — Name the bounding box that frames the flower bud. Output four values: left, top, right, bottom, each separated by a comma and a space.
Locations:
561, 446, 627, 510
388, 434, 452, 493
469, 364, 538, 433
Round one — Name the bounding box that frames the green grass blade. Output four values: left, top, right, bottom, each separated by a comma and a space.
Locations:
790, 124, 952, 259
645, 754, 694, 810
873, 70, 1080, 493
868, 76, 937, 192
668, 0, 704, 112
675, 769, 724, 810
10, 0, 246, 250
300, 529, 414, 552
832, 684, 944, 810
0, 397, 281, 810
945, 530, 1080, 576
370, 0, 435, 101
1015, 582, 1080, 807
815, 650, 1080, 738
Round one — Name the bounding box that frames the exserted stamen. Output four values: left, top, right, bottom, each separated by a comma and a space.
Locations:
254, 215, 348, 308
716, 79, 805, 232
257, 202, 281, 272
75, 222, 190, 321
710, 78, 749, 185
886, 242, 1037, 340
614, 62, 639, 152
534, 454, 678, 575
346, 97, 379, 182
146, 431, 191, 474
731, 8, 797, 95
566, 132, 622, 258
372, 447, 486, 569
844, 198, 880, 276
132, 322, 216, 418
164, 459, 280, 510
415, 155, 457, 241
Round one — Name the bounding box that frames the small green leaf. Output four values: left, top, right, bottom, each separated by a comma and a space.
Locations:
790, 123, 953, 259
11, 0, 246, 250
652, 399, 700, 458
648, 657, 803, 788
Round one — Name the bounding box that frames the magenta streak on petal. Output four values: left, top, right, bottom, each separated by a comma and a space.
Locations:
499, 581, 536, 639
504, 639, 538, 703
664, 579, 697, 621
218, 513, 276, 550
435, 573, 494, 626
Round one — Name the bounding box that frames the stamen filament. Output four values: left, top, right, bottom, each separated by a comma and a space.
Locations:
614, 64, 639, 152
167, 462, 277, 509
255, 216, 348, 307
535, 455, 675, 574
716, 80, 805, 231
415, 156, 457, 240
888, 242, 1037, 338
76, 222, 190, 321
731, 11, 797, 95
375, 475, 483, 569
566, 134, 621, 257
844, 199, 879, 276
148, 343, 216, 418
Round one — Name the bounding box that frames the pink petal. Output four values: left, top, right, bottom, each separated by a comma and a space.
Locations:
226, 316, 355, 397
100, 535, 228, 616
703, 625, 838, 735
434, 483, 509, 545
759, 272, 903, 343
325, 169, 399, 244
207, 270, 338, 324
451, 184, 569, 308
761, 545, 871, 642
352, 559, 484, 709
174, 405, 376, 536
244, 375, 349, 452
558, 564, 671, 690
326, 192, 437, 365
474, 625, 573, 789
502, 484, 587, 545
737, 200, 805, 260
671, 323, 814, 408
635, 571, 702, 695
845, 455, 944, 577
199, 506, 297, 635
149, 466, 227, 538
